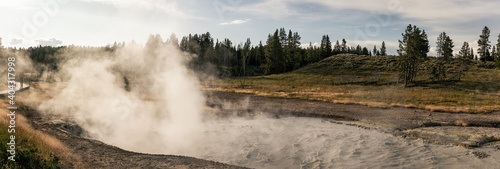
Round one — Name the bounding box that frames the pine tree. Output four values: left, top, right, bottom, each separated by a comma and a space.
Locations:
285, 30, 302, 71
373, 45, 378, 56
168, 33, 179, 47
497, 34, 500, 69
333, 40, 341, 54
492, 46, 497, 59
341, 39, 347, 53
478, 26, 492, 61
264, 30, 284, 74
457, 42, 472, 81
362, 47, 369, 55
320, 35, 332, 59
306, 42, 320, 63
497, 34, 500, 56
436, 32, 454, 61
471, 48, 476, 60
433, 32, 454, 81
380, 41, 387, 56
279, 28, 287, 47
355, 45, 362, 55
397, 24, 430, 86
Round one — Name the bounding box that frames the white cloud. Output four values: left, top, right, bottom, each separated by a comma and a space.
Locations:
225, 0, 297, 20
219, 19, 250, 26
36, 38, 63, 46
77, 0, 189, 18
299, 42, 320, 48
229, 0, 500, 30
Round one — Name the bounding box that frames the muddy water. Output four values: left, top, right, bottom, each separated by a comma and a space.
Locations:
178, 117, 499, 169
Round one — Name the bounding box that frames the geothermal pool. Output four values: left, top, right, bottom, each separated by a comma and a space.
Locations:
172, 117, 498, 169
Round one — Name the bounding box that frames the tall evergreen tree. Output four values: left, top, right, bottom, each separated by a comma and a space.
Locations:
279, 28, 288, 47
492, 46, 497, 59
264, 30, 284, 74
168, 33, 179, 47
497, 34, 500, 68
380, 41, 387, 56
333, 40, 341, 54
433, 32, 454, 81
436, 32, 454, 61
397, 24, 430, 86
478, 26, 492, 61
373, 45, 378, 56
456, 42, 472, 81
362, 47, 369, 56
355, 45, 362, 55
497, 34, 500, 56
285, 30, 302, 70
341, 39, 347, 53
320, 35, 332, 59
306, 42, 320, 63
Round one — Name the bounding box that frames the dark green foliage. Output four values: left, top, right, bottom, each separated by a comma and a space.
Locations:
333, 40, 341, 54
0, 129, 60, 169
397, 24, 430, 86
496, 34, 500, 69
478, 26, 493, 61
341, 39, 347, 53
433, 32, 454, 81
495, 54, 500, 69
320, 35, 332, 59
28, 45, 64, 71
373, 45, 378, 56
380, 41, 387, 56
457, 42, 473, 80
174, 28, 377, 77
436, 32, 454, 61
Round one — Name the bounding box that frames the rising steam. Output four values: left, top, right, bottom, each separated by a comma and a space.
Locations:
38, 35, 205, 154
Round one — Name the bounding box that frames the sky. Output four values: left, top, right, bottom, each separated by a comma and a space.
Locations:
1, 0, 500, 55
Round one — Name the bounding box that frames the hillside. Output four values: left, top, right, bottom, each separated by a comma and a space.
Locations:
213, 54, 500, 113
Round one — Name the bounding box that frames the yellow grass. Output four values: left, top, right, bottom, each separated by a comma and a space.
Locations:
0, 99, 75, 166
208, 67, 500, 114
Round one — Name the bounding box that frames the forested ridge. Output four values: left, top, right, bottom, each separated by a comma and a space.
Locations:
3, 25, 500, 86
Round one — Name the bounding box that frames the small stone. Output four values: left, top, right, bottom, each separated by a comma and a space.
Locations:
472, 151, 490, 159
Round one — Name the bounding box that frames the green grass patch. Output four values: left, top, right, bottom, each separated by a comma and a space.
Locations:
0, 104, 62, 168
214, 54, 500, 113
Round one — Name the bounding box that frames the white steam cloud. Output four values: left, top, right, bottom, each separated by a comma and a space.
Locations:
38, 36, 205, 154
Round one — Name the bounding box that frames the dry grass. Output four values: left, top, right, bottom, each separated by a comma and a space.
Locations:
208, 55, 500, 114
0, 99, 75, 166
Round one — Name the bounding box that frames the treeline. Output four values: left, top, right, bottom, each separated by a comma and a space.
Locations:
176, 28, 386, 77
27, 45, 64, 71
3, 29, 386, 78
4, 25, 500, 83
397, 25, 500, 86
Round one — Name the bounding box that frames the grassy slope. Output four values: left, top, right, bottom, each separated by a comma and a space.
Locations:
213, 54, 500, 113
0, 100, 69, 168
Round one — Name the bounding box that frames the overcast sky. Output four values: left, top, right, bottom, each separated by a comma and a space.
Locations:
1, 0, 500, 55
